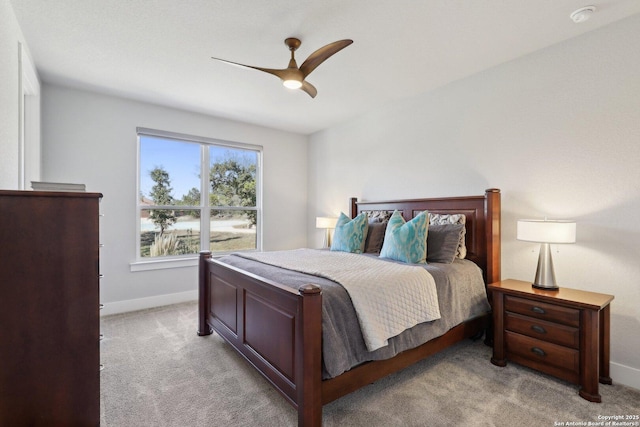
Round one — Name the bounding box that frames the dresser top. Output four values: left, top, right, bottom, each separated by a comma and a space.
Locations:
488, 279, 614, 310
0, 190, 102, 199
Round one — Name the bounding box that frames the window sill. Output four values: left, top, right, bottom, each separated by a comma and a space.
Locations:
130, 257, 198, 272
130, 250, 259, 272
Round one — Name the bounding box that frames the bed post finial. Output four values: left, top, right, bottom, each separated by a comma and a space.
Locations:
485, 189, 501, 284
349, 197, 358, 219
198, 251, 213, 336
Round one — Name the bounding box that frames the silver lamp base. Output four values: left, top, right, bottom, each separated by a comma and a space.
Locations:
322, 229, 332, 248
531, 243, 559, 290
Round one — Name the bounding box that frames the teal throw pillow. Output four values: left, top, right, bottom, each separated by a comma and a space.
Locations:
330, 212, 369, 254
380, 210, 429, 264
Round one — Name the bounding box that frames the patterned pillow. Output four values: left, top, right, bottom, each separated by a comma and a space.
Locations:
330, 212, 369, 254
380, 211, 429, 264
429, 213, 466, 259
365, 210, 393, 223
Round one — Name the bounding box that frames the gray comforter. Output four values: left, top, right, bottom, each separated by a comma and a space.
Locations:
218, 252, 491, 379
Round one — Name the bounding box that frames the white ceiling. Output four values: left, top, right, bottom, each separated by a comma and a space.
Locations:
10, 0, 640, 135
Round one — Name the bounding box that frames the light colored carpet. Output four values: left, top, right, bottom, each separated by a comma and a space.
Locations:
100, 302, 640, 426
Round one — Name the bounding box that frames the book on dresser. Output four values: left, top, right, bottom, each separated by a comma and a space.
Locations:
0, 190, 102, 426
31, 181, 86, 192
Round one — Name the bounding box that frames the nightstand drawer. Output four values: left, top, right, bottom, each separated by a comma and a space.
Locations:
506, 331, 579, 382
505, 295, 579, 327
505, 312, 579, 349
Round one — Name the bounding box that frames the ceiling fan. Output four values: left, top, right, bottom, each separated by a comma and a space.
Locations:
211, 38, 353, 98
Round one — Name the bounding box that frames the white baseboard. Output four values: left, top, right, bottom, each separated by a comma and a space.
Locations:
100, 290, 197, 316
611, 361, 640, 391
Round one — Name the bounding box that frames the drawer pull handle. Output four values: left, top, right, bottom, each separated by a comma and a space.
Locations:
532, 306, 546, 314
531, 347, 546, 357
531, 325, 546, 334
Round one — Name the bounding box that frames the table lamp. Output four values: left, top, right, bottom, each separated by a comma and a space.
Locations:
316, 216, 338, 248
517, 219, 576, 290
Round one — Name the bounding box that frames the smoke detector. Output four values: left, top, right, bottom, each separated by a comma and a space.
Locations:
570, 6, 596, 23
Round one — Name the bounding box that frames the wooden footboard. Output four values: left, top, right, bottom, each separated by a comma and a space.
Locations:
198, 254, 487, 426
198, 251, 323, 426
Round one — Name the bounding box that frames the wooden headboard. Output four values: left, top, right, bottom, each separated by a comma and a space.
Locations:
349, 188, 501, 284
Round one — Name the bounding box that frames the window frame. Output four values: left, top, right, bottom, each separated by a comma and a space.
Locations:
133, 127, 262, 269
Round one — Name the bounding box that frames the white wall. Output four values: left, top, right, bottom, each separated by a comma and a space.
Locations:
0, 0, 40, 190
309, 15, 640, 386
42, 84, 308, 311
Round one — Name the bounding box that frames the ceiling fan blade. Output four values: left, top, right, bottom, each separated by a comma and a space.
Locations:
299, 39, 353, 78
211, 57, 288, 80
300, 81, 317, 98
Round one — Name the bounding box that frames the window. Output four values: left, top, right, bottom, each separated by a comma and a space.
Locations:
137, 128, 261, 260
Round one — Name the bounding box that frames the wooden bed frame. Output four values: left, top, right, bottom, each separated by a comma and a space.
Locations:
198, 188, 501, 426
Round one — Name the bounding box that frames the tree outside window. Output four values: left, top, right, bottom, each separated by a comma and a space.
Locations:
148, 166, 176, 235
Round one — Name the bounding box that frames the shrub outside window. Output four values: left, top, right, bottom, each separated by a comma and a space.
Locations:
137, 128, 261, 259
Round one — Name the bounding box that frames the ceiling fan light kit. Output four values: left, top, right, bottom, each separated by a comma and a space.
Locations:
283, 79, 302, 89
212, 37, 353, 98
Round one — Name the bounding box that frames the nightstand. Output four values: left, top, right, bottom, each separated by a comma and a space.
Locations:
489, 279, 614, 402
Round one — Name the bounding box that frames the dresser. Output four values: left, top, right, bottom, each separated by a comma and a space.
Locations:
489, 279, 613, 402
0, 190, 102, 425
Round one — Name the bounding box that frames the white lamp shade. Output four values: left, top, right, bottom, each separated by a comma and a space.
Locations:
517, 219, 576, 244
316, 216, 338, 229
